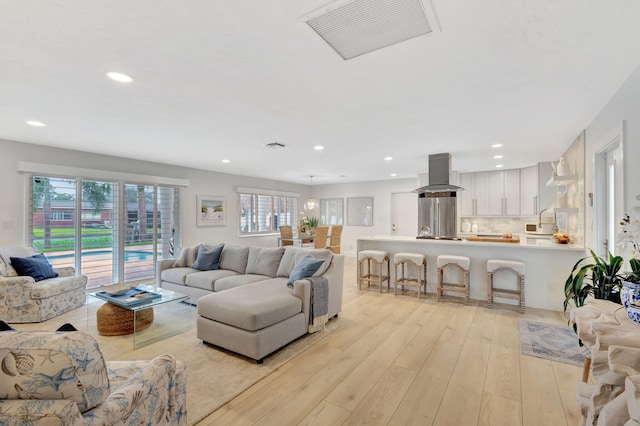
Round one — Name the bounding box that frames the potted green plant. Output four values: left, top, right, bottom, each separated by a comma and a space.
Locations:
308, 217, 319, 230
563, 250, 624, 313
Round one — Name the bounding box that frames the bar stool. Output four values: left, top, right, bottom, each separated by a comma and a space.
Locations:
436, 255, 470, 304
394, 252, 427, 298
487, 259, 525, 313
357, 250, 390, 292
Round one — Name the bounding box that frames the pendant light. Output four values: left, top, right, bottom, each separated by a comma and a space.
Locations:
303, 176, 318, 212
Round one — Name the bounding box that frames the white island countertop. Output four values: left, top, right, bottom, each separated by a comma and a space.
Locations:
356, 235, 586, 311
358, 234, 585, 251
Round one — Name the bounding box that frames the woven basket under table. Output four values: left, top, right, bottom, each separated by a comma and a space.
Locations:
97, 302, 154, 336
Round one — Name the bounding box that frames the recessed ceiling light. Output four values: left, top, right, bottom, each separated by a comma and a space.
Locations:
106, 72, 134, 83
314, 145, 324, 151
491, 143, 503, 148
222, 159, 230, 163
493, 155, 503, 159
390, 173, 397, 177
26, 120, 45, 127
496, 164, 504, 168
384, 156, 392, 161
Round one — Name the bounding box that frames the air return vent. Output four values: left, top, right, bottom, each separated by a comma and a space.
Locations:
304, 0, 439, 60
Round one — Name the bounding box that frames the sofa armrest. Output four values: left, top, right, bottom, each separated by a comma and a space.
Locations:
86, 354, 182, 425
54, 266, 77, 277
293, 279, 311, 319
0, 399, 84, 426
321, 254, 344, 317
0, 275, 35, 287
0, 276, 36, 306
157, 259, 176, 287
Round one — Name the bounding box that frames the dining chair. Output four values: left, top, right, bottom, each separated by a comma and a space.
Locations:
328, 225, 343, 254
279, 226, 294, 246
314, 226, 330, 249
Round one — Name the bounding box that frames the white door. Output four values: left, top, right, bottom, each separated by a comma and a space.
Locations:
595, 129, 624, 256
391, 192, 418, 236
604, 146, 624, 255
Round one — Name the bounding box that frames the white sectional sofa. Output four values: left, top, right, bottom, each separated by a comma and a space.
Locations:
157, 244, 344, 362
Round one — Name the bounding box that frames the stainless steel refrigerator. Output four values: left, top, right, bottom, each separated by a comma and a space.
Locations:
417, 191, 457, 238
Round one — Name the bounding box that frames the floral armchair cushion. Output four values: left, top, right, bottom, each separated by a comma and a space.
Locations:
0, 329, 110, 413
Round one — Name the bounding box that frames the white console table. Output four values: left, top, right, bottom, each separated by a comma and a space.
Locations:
570, 299, 640, 425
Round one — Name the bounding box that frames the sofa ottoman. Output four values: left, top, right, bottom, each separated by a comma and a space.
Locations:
197, 279, 307, 363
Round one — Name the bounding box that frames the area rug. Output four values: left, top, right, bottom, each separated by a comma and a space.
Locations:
19, 304, 337, 426
118, 320, 338, 425
518, 319, 586, 367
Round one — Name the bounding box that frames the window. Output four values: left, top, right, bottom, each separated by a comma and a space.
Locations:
28, 175, 181, 288
239, 192, 298, 235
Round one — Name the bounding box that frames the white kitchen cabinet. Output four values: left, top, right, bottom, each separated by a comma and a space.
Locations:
458, 171, 490, 216
520, 165, 538, 215
503, 169, 521, 216
489, 169, 520, 216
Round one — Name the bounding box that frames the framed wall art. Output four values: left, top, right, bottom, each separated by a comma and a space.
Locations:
320, 198, 343, 225
197, 195, 226, 226
347, 196, 373, 226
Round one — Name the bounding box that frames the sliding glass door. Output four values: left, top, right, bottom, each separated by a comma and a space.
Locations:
29, 175, 181, 288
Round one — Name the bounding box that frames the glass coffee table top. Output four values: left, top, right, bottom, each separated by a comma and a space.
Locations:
87, 284, 192, 349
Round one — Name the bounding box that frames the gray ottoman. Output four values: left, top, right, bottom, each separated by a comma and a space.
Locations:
196, 278, 308, 363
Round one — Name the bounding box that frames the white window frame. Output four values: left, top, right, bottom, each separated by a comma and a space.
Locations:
236, 187, 299, 236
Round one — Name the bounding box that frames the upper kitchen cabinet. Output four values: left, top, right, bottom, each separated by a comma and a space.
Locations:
537, 162, 556, 211
488, 169, 520, 216
459, 171, 490, 216
520, 165, 538, 215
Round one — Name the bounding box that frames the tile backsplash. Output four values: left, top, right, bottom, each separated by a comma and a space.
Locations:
459, 216, 538, 235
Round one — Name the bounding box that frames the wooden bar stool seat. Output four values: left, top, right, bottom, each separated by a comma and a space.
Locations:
436, 255, 470, 304
394, 252, 427, 298
487, 259, 526, 313
357, 250, 390, 293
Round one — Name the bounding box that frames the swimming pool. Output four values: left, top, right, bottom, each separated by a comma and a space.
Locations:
48, 250, 157, 262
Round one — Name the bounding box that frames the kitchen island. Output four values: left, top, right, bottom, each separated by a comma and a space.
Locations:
357, 235, 585, 311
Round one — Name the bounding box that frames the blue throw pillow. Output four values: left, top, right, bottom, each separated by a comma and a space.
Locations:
288, 255, 325, 286
192, 243, 224, 271
10, 253, 58, 282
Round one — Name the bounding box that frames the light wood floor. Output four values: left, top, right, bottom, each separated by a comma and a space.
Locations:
198, 257, 582, 426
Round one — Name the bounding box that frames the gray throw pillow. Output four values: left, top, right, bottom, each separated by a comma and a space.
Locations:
245, 246, 285, 277
287, 255, 325, 286
191, 243, 225, 271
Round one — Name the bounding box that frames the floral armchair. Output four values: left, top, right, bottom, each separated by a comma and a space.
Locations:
0, 326, 187, 425
0, 246, 86, 323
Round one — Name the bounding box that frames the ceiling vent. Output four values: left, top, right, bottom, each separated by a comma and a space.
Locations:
303, 0, 439, 60
264, 142, 287, 149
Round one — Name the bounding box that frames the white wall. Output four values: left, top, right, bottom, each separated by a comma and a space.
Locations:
0, 138, 308, 249
584, 64, 640, 249
311, 178, 417, 255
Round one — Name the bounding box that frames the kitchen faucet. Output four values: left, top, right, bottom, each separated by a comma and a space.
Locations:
538, 208, 549, 227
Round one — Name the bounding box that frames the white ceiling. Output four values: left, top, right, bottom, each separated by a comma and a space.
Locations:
1, 0, 640, 185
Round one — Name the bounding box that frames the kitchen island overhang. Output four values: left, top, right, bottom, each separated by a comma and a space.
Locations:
357, 235, 585, 311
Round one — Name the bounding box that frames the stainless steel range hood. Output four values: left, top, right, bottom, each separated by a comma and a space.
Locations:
414, 153, 463, 193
